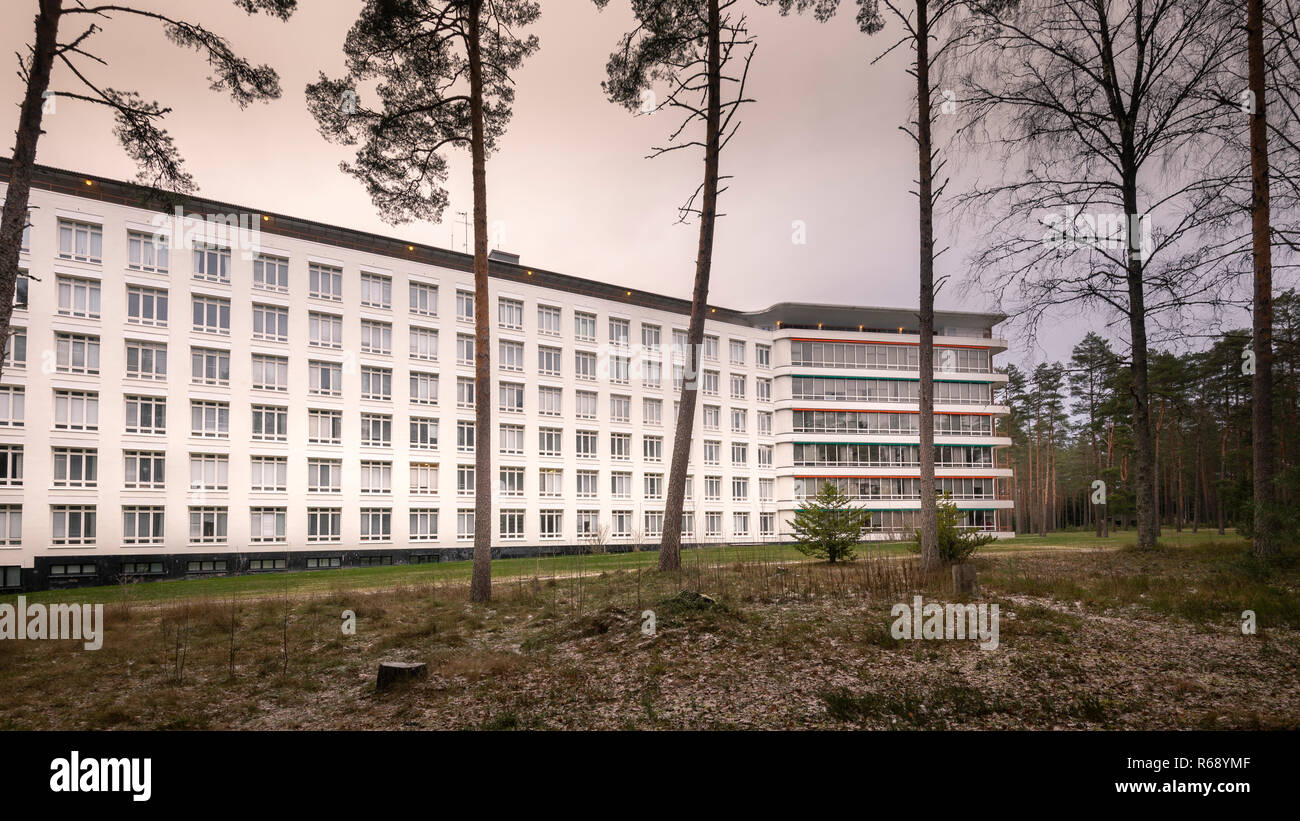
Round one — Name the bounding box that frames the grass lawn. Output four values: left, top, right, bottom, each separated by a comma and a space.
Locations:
0, 531, 1294, 730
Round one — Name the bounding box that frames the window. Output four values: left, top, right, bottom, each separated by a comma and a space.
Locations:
757, 377, 772, 402
540, 510, 563, 539
121, 562, 165, 576
250, 508, 287, 543
611, 511, 632, 538
644, 398, 662, 426
360, 461, 392, 494
361, 413, 392, 447
410, 463, 439, 494
642, 359, 661, 388
189, 453, 229, 490
538, 304, 561, 336
308, 312, 343, 349
253, 254, 288, 292
306, 556, 341, 569
20, 211, 31, 254
760, 478, 774, 501
645, 473, 663, 499
191, 347, 231, 386
405, 327, 438, 362
644, 511, 664, 538
122, 507, 165, 545
730, 373, 746, 399
499, 424, 524, 454
456, 420, 475, 453
52, 447, 95, 488
732, 477, 749, 501
457, 465, 475, 495
251, 354, 288, 391
498, 338, 523, 371
13, 272, 28, 308
457, 509, 474, 540
576, 429, 598, 458
731, 442, 748, 466
250, 405, 287, 441
642, 323, 661, 352
361, 509, 390, 543
458, 377, 477, 409
0, 508, 20, 547
498, 297, 523, 329
575, 350, 596, 381
410, 417, 439, 449
411, 509, 440, 540
55, 333, 100, 375
499, 382, 524, 413
500, 510, 525, 540
756, 344, 771, 368
57, 275, 101, 318
538, 469, 562, 497
499, 466, 524, 496
733, 512, 750, 537
190, 400, 229, 438
731, 408, 748, 433
576, 390, 597, 419
644, 435, 663, 461
0, 445, 20, 487
705, 476, 721, 501
456, 290, 474, 321
309, 262, 343, 301
361, 366, 392, 401
610, 394, 631, 423
250, 456, 287, 492
610, 354, 630, 384
576, 470, 598, 498
57, 219, 102, 263
760, 512, 776, 537
609, 317, 630, 347
361, 320, 392, 355
52, 505, 96, 545
192, 295, 231, 334
124, 451, 165, 489
307, 459, 342, 492
410, 281, 439, 316
703, 405, 721, 431
575, 311, 596, 342
307, 508, 342, 542
411, 371, 439, 405
193, 244, 231, 283
704, 335, 719, 361
55, 390, 98, 431
538, 386, 562, 416
611, 471, 632, 499
252, 303, 289, 342
758, 411, 773, 435
127, 286, 168, 326
538, 346, 562, 376
360, 272, 392, 309
703, 440, 720, 465
702, 370, 719, 396
3, 327, 25, 370
730, 339, 746, 365
538, 428, 562, 457
758, 444, 774, 467
705, 512, 722, 537
610, 432, 631, 460
125, 340, 167, 380
310, 360, 343, 396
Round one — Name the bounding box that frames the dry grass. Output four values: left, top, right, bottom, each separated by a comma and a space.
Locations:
1, 542, 1296, 730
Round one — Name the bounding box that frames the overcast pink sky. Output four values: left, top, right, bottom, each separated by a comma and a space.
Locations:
2, 0, 1089, 362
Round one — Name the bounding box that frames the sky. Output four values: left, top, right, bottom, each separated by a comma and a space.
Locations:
0, 0, 1162, 368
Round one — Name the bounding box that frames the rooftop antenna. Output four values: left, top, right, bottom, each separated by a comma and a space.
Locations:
455, 211, 470, 253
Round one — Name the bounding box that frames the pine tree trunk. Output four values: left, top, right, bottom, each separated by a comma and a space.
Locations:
915, 0, 939, 573
1248, 0, 1279, 558
660, 0, 721, 572
0, 0, 61, 384
467, 0, 493, 603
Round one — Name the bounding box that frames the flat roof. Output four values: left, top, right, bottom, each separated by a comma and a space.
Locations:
2, 157, 1004, 331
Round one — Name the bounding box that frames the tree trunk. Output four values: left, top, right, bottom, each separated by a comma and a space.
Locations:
1248, 0, 1279, 558
1123, 170, 1159, 550
916, 0, 939, 573
660, 0, 721, 572
0, 0, 61, 384
467, 0, 493, 603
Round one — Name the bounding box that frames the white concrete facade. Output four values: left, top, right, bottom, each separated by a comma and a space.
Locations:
0, 164, 1009, 589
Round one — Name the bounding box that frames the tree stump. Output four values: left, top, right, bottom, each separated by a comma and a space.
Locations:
952, 562, 978, 596
377, 661, 427, 692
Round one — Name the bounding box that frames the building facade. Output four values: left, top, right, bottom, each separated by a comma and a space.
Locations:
0, 161, 1011, 591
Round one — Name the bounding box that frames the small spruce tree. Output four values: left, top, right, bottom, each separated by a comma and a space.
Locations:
908, 494, 995, 564
789, 482, 871, 563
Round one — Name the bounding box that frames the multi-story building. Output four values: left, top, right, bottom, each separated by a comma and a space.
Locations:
0, 160, 1011, 591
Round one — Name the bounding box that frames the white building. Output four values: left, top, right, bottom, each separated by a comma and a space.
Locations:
0, 160, 1011, 591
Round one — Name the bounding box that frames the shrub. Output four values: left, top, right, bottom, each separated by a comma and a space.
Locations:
788, 482, 872, 563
